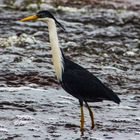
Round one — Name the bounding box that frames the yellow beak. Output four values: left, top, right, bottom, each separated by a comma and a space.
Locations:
20, 15, 38, 22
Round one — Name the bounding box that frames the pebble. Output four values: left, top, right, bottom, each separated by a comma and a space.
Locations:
124, 51, 136, 57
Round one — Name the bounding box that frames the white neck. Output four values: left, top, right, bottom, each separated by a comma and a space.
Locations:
47, 18, 64, 81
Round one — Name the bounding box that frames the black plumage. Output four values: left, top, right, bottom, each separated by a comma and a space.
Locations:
61, 56, 120, 104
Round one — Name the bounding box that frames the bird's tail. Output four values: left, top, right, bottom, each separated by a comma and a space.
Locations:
104, 86, 121, 104
111, 92, 121, 104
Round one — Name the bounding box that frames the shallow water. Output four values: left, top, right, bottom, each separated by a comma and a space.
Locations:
0, 1, 140, 139
0, 87, 140, 140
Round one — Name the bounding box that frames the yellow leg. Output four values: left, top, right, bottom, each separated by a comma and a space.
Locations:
85, 102, 94, 129
80, 105, 85, 136
89, 106, 94, 129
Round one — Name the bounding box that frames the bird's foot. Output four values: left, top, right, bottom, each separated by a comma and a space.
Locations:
91, 122, 95, 130
80, 128, 85, 136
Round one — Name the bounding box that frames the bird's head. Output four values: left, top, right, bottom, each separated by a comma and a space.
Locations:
20, 10, 65, 31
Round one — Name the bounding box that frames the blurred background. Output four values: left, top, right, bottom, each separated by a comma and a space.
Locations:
1, 0, 140, 10
0, 0, 140, 140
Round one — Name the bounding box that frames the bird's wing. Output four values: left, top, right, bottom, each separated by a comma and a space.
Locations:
62, 69, 120, 103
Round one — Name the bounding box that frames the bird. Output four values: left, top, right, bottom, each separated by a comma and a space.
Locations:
20, 10, 121, 136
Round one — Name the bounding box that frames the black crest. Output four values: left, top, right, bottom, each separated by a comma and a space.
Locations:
37, 10, 55, 19
36, 10, 66, 32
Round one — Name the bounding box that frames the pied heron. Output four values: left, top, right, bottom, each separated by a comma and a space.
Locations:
20, 10, 121, 135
